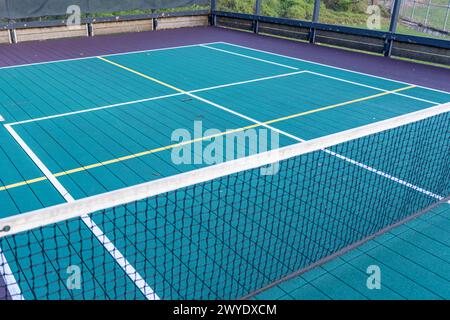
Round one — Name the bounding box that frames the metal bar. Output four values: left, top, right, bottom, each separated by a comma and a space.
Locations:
385, 0, 403, 57
424, 0, 432, 26
444, 0, 450, 31
254, 0, 261, 33
211, 0, 217, 26
213, 10, 450, 49
389, 0, 403, 33
8, 10, 209, 29
309, 0, 321, 43
9, 28, 16, 44
411, 0, 417, 20
151, 9, 157, 30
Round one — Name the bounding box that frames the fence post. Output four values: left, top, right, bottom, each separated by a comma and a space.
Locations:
444, 0, 450, 31
254, 0, 261, 33
8, 26, 15, 44
309, 0, 320, 43
211, 0, 217, 26
384, 0, 402, 57
424, 0, 432, 26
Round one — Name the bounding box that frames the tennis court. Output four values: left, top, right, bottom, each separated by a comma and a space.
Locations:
0, 41, 448, 300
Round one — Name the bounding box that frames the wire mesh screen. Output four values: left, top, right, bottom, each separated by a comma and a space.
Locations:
0, 0, 210, 19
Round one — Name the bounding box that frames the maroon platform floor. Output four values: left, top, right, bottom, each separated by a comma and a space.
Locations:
0, 26, 449, 91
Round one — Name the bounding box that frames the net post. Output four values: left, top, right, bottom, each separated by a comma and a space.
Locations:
385, 0, 402, 57
253, 0, 261, 34
309, 0, 320, 44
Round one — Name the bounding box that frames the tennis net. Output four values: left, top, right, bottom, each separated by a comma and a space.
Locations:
0, 103, 449, 300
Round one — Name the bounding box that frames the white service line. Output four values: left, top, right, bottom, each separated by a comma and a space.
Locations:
218, 42, 450, 96
325, 150, 443, 200
4, 124, 158, 300
0, 115, 4, 122
202, 43, 443, 105
8, 92, 184, 126
0, 247, 24, 300
303, 71, 439, 105
0, 42, 224, 71
8, 70, 306, 126
191, 70, 306, 93
200, 44, 299, 70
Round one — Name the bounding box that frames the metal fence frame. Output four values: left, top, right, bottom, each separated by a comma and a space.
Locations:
0, 9, 209, 42
210, 0, 449, 58
400, 0, 450, 32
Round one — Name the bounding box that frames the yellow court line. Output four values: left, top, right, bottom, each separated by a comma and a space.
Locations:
0, 177, 48, 191
0, 124, 260, 192
264, 85, 416, 125
0, 57, 416, 192
97, 56, 186, 94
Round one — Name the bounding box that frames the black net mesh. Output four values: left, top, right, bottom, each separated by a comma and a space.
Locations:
0, 110, 448, 300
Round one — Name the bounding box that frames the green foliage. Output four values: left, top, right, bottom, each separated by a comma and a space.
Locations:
261, 0, 281, 17
220, 0, 371, 20
217, 0, 256, 14
261, 0, 315, 19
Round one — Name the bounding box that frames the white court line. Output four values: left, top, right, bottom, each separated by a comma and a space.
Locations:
4, 124, 158, 300
179, 90, 444, 201
0, 42, 224, 71
0, 247, 24, 300
201, 44, 445, 105
1, 104, 447, 238
217, 42, 450, 95
199, 44, 299, 70
7, 70, 306, 126
0, 115, 4, 122
71, 52, 446, 201
8, 92, 184, 126
303, 71, 439, 105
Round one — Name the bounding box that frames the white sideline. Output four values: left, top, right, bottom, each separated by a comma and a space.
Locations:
0, 102, 447, 238
7, 70, 307, 126
217, 42, 450, 95
3, 124, 158, 300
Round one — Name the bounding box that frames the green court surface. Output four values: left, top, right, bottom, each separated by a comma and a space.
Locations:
0, 42, 449, 299
254, 201, 450, 300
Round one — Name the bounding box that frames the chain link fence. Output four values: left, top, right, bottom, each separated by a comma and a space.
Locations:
400, 0, 450, 31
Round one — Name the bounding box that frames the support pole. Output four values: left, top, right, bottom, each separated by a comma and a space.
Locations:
211, 0, 217, 26
443, 0, 450, 31
254, 0, 261, 33
309, 0, 320, 43
385, 0, 402, 57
